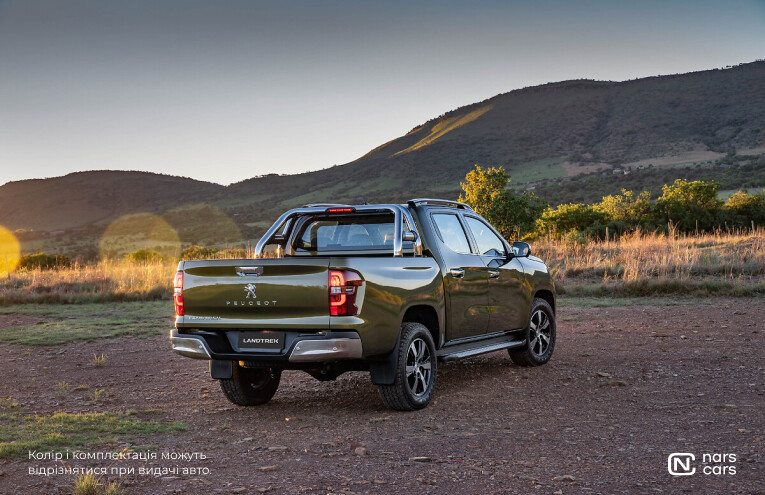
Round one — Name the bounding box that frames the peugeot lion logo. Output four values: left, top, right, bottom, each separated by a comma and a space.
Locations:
226, 283, 276, 306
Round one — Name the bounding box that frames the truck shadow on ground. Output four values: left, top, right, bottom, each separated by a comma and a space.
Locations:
204, 355, 535, 415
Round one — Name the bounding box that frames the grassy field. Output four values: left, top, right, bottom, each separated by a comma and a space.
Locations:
536, 228, 764, 296
0, 261, 175, 305
508, 157, 568, 184
718, 186, 765, 200
0, 301, 170, 346
0, 228, 762, 311
0, 397, 185, 459
555, 295, 715, 308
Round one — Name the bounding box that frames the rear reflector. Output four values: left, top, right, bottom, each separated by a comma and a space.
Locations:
329, 269, 362, 316
173, 271, 184, 316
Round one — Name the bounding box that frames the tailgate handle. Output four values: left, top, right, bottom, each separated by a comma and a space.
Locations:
236, 266, 264, 277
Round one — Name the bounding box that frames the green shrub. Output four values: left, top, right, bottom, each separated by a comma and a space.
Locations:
536, 203, 609, 238
180, 245, 219, 260
17, 252, 71, 270
725, 190, 765, 226
123, 249, 164, 263
654, 179, 723, 230
594, 189, 654, 225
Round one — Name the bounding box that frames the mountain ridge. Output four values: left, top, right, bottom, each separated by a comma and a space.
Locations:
2, 61, 764, 252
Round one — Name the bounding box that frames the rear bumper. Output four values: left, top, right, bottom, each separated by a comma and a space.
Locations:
171, 332, 212, 359
289, 338, 363, 362
170, 329, 363, 363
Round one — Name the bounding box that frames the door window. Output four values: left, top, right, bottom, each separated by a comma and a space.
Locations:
465, 217, 505, 256
432, 214, 472, 254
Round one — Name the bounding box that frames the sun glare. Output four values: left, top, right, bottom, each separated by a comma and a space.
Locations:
99, 213, 181, 260
167, 203, 243, 246
0, 226, 21, 274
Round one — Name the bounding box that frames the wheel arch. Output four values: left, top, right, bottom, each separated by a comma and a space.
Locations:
534, 289, 556, 314
371, 304, 440, 386
402, 304, 441, 349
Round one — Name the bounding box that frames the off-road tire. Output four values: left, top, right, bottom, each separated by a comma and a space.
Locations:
219, 364, 281, 406
378, 322, 437, 411
509, 298, 556, 367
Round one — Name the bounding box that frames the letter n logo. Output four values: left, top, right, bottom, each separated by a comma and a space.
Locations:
668, 453, 695, 476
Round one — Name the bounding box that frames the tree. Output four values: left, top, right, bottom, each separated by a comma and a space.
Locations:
725, 190, 765, 226
535, 203, 609, 238
458, 165, 547, 239
594, 189, 653, 224
654, 179, 723, 231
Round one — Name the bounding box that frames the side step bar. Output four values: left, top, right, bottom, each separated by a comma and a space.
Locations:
438, 338, 526, 362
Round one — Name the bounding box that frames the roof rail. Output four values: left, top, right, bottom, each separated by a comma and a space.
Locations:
407, 198, 473, 210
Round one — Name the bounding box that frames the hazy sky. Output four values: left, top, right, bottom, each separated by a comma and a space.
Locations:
1, 0, 763, 186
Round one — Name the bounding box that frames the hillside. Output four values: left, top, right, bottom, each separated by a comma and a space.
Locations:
224, 61, 765, 219
1, 61, 764, 255
0, 171, 224, 231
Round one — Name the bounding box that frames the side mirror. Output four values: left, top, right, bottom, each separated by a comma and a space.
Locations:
402, 231, 418, 242
512, 241, 531, 258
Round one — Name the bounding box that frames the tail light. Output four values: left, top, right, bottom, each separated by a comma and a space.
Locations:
173, 271, 184, 316
329, 269, 362, 316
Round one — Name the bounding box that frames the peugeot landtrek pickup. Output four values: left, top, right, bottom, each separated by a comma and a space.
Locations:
171, 199, 556, 410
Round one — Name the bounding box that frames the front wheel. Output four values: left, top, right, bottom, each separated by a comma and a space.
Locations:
378, 322, 437, 411
219, 363, 281, 406
509, 298, 556, 366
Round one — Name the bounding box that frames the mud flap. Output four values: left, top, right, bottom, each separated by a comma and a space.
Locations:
370, 324, 405, 385
210, 360, 233, 380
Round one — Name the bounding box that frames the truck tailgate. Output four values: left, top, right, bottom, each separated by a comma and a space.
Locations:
178, 258, 330, 330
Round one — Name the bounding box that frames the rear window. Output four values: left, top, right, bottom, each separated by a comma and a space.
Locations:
432, 213, 472, 254
294, 214, 407, 252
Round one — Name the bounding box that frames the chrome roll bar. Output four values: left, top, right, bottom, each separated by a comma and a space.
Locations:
254, 204, 422, 258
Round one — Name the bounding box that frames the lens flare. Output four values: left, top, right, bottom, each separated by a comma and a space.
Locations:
99, 213, 181, 260
165, 203, 243, 247
0, 226, 21, 274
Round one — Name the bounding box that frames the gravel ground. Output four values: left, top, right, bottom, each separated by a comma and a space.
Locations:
0, 298, 762, 494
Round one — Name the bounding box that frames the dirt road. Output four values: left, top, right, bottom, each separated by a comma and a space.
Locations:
0, 299, 762, 494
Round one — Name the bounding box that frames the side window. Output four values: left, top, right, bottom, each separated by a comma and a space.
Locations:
465, 216, 505, 256
432, 214, 472, 254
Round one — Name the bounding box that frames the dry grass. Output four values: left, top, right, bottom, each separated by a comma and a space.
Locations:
0, 260, 176, 305
1, 229, 763, 305
72, 472, 125, 495
90, 353, 108, 367
536, 227, 765, 296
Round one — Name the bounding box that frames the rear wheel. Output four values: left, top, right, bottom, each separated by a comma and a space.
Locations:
509, 298, 556, 366
378, 322, 437, 411
219, 363, 281, 406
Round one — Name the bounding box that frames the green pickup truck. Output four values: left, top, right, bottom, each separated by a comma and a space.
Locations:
171, 199, 556, 410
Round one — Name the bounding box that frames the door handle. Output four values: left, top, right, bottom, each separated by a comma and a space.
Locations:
449, 268, 465, 279
488, 270, 500, 279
